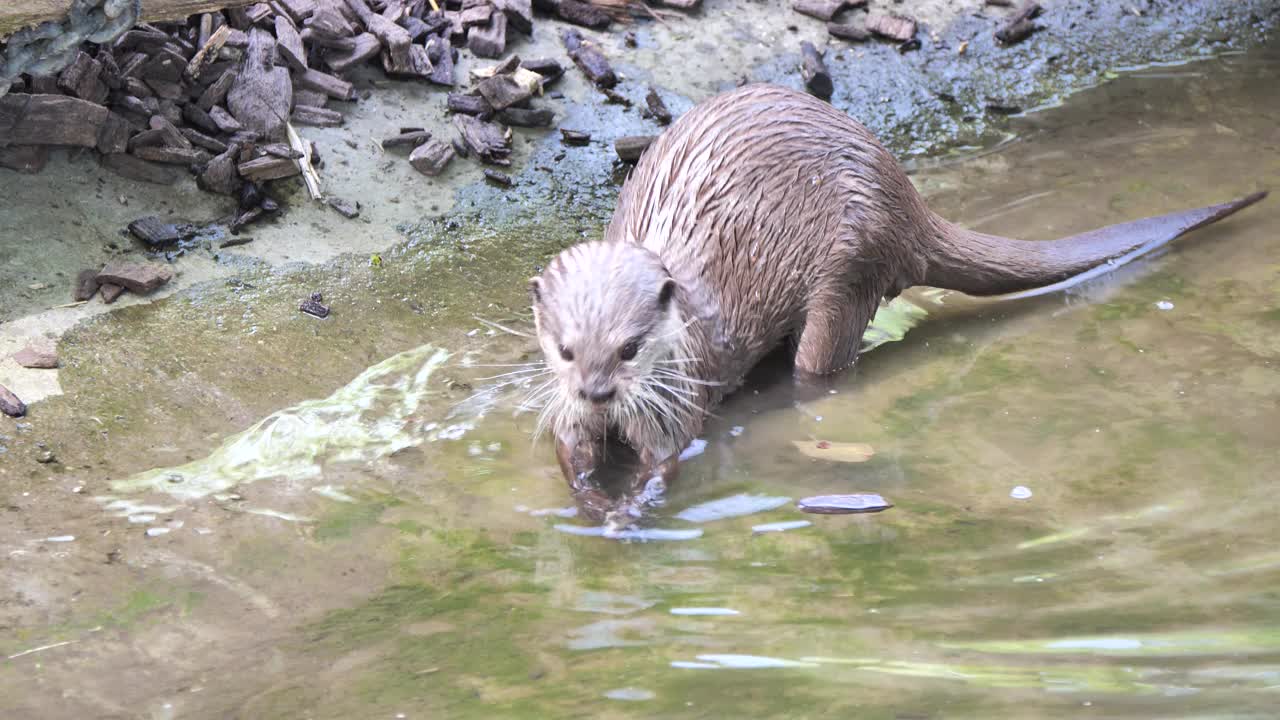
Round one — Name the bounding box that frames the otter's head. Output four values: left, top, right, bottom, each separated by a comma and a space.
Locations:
529, 242, 682, 426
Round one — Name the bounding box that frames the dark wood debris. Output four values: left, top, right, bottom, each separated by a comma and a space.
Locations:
866, 14, 917, 42
799, 41, 833, 101
409, 139, 456, 175
300, 292, 331, 318
614, 135, 654, 162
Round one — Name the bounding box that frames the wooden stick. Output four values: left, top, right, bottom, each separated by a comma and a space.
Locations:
285, 121, 323, 201
185, 24, 231, 81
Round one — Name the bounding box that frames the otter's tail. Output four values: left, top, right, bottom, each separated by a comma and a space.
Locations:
922, 191, 1267, 300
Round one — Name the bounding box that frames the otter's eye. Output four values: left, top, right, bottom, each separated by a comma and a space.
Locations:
619, 339, 641, 362
558, 345, 574, 362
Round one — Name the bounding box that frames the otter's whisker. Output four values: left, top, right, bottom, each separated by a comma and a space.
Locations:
473, 317, 533, 338
476, 367, 552, 381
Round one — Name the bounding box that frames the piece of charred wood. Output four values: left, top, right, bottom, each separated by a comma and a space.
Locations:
28, 74, 60, 94
74, 269, 101, 302
799, 41, 833, 100
520, 57, 563, 83
866, 14, 916, 42
996, 1, 1043, 45
142, 48, 189, 84
294, 68, 356, 100
367, 13, 415, 70
382, 129, 431, 149
275, 15, 309, 71
492, 0, 533, 35
150, 115, 194, 150
227, 27, 294, 140
601, 87, 631, 106
400, 14, 431, 40
409, 139, 455, 175
58, 51, 108, 103
210, 105, 247, 134
827, 22, 869, 42
615, 135, 654, 163
557, 0, 610, 28
560, 128, 590, 146
323, 32, 381, 73
0, 94, 129, 153
453, 114, 512, 165
96, 261, 174, 294
499, 106, 553, 127
300, 292, 330, 318
305, 5, 357, 39
100, 152, 181, 184
477, 74, 531, 111
181, 103, 221, 134
127, 216, 183, 246
459, 3, 493, 26
181, 127, 229, 153
197, 149, 243, 195
186, 24, 233, 81
643, 87, 672, 125
561, 29, 616, 88
447, 92, 494, 117
484, 168, 514, 186
261, 142, 303, 159
0, 385, 26, 418
294, 89, 329, 108
469, 12, 508, 59
197, 69, 236, 110
144, 78, 185, 101
279, 0, 319, 22
133, 145, 211, 165
792, 0, 862, 22
238, 154, 302, 181
0, 145, 50, 174
328, 197, 360, 218
425, 36, 456, 86
292, 104, 344, 126
99, 282, 126, 304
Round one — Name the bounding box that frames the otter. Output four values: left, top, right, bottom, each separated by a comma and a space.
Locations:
527, 83, 1266, 526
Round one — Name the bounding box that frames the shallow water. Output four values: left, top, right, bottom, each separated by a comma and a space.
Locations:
6, 42, 1280, 720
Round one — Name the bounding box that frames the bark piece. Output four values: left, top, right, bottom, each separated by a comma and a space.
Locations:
382, 130, 432, 149
180, 128, 229, 153
186, 25, 232, 81
227, 27, 295, 140
294, 68, 356, 100
560, 128, 590, 145
96, 262, 174, 294
557, 0, 609, 28
100, 283, 126, 303
58, 51, 108, 103
127, 216, 183, 246
447, 93, 493, 117
484, 168, 513, 186
520, 57, 563, 82
477, 74, 531, 111
452, 115, 511, 165
367, 13, 415, 70
279, 0, 320, 22
492, 0, 533, 34
305, 6, 356, 39
13, 344, 59, 369
561, 30, 615, 88
276, 15, 309, 71
614, 135, 654, 162
499, 106, 553, 127
132, 146, 209, 165
149, 115, 194, 150
792, 0, 861, 22
0, 94, 129, 153
643, 87, 672, 124
74, 269, 101, 302
237, 154, 302, 181
425, 35, 456, 86
866, 14, 916, 42
197, 150, 243, 195
198, 69, 237, 111
409, 139, 455, 176
210, 106, 246, 134
800, 41, 832, 100
382, 44, 434, 78
300, 292, 330, 318
468, 12, 508, 59
328, 197, 360, 218
183, 104, 222, 134
292, 105, 344, 126
323, 32, 381, 73
460, 4, 492, 26
828, 22, 869, 41
0, 385, 25, 418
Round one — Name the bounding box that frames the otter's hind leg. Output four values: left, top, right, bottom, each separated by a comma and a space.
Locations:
793, 274, 886, 377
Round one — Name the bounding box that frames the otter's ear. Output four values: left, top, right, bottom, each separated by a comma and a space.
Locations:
657, 278, 676, 309
529, 276, 544, 305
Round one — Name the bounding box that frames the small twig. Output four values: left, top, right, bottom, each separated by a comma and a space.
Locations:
186, 24, 231, 82
285, 122, 323, 201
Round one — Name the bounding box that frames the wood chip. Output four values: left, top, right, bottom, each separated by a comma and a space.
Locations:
323, 32, 381, 72
446, 93, 493, 117
276, 15, 309, 71
292, 104, 344, 126
614, 135, 654, 162
477, 73, 531, 111
643, 87, 672, 124
560, 128, 590, 145
562, 29, 616, 88
294, 68, 356, 100
792, 0, 862, 22
237, 154, 302, 181
468, 12, 508, 59
382, 129, 432, 148
96, 261, 174, 294
409, 138, 455, 175
499, 106, 553, 127
452, 114, 511, 164
99, 282, 126, 304
493, 0, 533, 35
186, 24, 232, 81
557, 0, 610, 28
828, 22, 869, 42
73, 269, 101, 302
227, 27, 295, 140
127, 216, 183, 246
484, 168, 513, 186
132, 145, 209, 165
866, 14, 917, 42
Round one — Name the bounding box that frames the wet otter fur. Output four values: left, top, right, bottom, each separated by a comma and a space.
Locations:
527, 83, 1267, 527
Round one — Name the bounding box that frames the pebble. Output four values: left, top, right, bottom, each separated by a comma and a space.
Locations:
1155, 300, 1174, 310
145, 527, 171, 537
1011, 485, 1033, 499
45, 535, 75, 542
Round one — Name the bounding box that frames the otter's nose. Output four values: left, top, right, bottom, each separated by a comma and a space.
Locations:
580, 388, 616, 405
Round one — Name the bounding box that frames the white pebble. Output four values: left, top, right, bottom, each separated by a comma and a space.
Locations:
1010, 486, 1033, 500
1155, 300, 1174, 310
146, 527, 171, 537
45, 535, 75, 543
